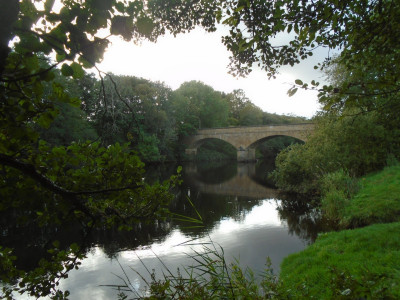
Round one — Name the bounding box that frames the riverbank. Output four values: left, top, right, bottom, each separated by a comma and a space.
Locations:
278, 164, 400, 298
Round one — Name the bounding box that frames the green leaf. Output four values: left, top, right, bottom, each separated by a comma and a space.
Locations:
61, 63, 73, 77
235, 6, 245, 12
111, 16, 133, 40
56, 53, 66, 62
78, 56, 93, 69
70, 62, 84, 79
136, 16, 155, 38
115, 2, 125, 13
44, 0, 55, 12
69, 97, 81, 107
39, 68, 56, 81
295, 79, 303, 85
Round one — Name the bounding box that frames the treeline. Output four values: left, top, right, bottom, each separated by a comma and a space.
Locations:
41, 72, 306, 162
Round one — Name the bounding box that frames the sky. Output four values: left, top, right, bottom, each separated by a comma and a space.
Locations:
98, 27, 329, 118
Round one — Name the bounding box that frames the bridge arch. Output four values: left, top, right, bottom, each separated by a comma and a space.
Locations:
247, 134, 305, 149
190, 137, 237, 150
184, 124, 314, 162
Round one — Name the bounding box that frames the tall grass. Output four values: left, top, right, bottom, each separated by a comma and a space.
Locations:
109, 239, 280, 299
320, 169, 359, 222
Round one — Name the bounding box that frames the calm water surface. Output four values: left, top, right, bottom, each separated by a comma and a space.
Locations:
12, 161, 324, 299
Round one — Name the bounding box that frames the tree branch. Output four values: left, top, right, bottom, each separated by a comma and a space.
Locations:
0, 62, 60, 83
0, 153, 142, 198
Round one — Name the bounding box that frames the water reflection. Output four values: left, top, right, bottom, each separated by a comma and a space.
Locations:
277, 194, 329, 243
4, 161, 326, 299
59, 199, 306, 299
183, 162, 277, 199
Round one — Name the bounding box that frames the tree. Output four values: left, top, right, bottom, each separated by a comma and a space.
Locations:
223, 89, 250, 125
0, 1, 180, 298
36, 68, 99, 146
173, 81, 229, 129
238, 102, 263, 126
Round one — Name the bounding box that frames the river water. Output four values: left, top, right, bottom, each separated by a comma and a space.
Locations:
8, 161, 324, 299
55, 161, 322, 299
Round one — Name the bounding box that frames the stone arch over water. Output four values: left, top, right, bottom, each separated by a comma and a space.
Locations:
184, 124, 314, 162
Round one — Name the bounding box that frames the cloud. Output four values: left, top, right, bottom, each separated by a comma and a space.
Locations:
99, 28, 324, 118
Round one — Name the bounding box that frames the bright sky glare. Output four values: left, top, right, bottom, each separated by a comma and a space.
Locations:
99, 28, 326, 118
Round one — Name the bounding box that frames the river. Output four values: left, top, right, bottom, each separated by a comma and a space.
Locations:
55, 161, 322, 299
8, 161, 324, 299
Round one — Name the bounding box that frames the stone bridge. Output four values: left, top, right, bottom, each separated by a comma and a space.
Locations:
184, 123, 314, 162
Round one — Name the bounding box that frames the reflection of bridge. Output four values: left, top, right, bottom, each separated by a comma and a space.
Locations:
184, 124, 314, 162
185, 164, 277, 199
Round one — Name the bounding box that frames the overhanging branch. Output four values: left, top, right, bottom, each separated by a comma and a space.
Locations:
0, 153, 142, 198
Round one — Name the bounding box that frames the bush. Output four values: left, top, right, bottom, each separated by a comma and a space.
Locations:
320, 170, 359, 221
136, 134, 163, 162
271, 111, 396, 195
270, 144, 319, 194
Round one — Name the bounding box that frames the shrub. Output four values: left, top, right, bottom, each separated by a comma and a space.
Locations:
270, 144, 319, 194
320, 170, 359, 221
272, 111, 396, 195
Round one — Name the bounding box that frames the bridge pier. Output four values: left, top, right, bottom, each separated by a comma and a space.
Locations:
237, 147, 256, 162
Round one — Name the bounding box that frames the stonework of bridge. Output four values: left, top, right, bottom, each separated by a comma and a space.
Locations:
184, 123, 314, 162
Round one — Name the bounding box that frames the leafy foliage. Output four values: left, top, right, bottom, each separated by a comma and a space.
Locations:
271, 111, 393, 194
0, 0, 181, 297
320, 169, 360, 222
173, 81, 229, 129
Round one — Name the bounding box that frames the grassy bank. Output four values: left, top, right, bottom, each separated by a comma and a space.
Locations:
279, 164, 400, 299
279, 222, 400, 298
341, 165, 400, 228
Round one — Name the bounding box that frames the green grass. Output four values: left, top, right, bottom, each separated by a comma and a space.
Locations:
279, 222, 400, 299
279, 165, 400, 299
341, 165, 400, 228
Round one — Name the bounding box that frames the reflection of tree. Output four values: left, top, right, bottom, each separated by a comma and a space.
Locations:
184, 161, 237, 184
0, 207, 174, 271
144, 163, 180, 185
276, 194, 329, 243
90, 222, 172, 259
252, 159, 277, 188
1, 172, 264, 273
170, 184, 262, 236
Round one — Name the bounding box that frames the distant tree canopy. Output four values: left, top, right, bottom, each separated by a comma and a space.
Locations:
37, 73, 305, 162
